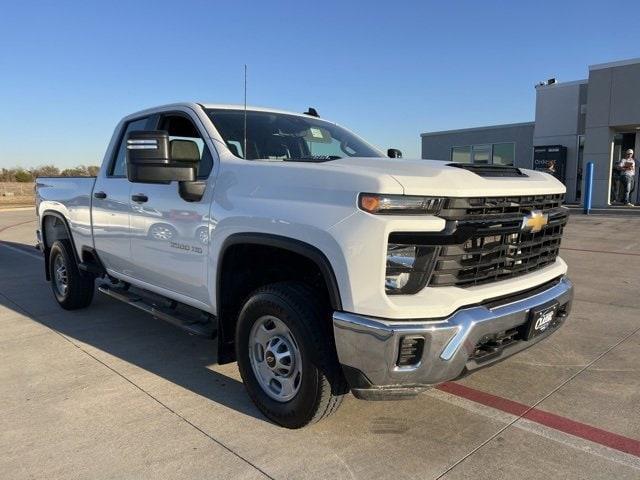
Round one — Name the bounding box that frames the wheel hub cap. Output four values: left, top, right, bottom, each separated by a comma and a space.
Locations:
265, 351, 276, 368
53, 255, 68, 296
248, 315, 302, 402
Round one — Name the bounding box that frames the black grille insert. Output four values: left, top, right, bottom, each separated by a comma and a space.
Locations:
429, 194, 567, 287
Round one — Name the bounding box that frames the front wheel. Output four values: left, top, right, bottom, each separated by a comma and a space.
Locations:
236, 282, 347, 428
49, 239, 95, 310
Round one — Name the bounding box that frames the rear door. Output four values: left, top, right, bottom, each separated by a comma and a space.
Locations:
128, 110, 214, 303
92, 116, 151, 275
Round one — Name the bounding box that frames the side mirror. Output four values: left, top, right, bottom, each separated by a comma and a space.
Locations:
126, 131, 197, 183
387, 148, 403, 159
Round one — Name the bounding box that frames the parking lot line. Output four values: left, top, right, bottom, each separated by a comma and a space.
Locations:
0, 219, 35, 233
561, 246, 640, 257
437, 381, 640, 458
427, 388, 640, 471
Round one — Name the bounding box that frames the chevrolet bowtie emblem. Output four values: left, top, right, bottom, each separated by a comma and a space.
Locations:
521, 210, 548, 233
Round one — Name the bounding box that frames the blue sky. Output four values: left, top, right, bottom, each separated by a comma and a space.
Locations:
2, 0, 640, 168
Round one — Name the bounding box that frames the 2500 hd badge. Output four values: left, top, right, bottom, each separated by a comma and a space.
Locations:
170, 241, 203, 254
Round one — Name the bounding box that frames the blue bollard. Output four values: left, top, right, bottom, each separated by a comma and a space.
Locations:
583, 162, 594, 215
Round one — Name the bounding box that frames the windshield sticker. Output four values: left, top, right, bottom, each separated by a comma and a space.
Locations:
310, 127, 324, 139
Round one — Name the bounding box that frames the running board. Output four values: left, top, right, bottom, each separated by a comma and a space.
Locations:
98, 284, 217, 338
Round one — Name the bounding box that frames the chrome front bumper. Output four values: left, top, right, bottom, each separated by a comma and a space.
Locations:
333, 277, 574, 399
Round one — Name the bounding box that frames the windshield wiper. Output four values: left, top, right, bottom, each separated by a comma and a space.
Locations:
286, 155, 342, 162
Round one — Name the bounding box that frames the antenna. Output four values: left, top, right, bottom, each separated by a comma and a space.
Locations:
243, 64, 247, 159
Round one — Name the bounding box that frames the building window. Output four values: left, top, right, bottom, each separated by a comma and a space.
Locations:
450, 142, 515, 166
451, 146, 471, 163
492, 143, 515, 166
472, 144, 492, 164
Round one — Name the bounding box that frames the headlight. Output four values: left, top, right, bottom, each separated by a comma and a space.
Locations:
386, 243, 439, 295
359, 193, 444, 215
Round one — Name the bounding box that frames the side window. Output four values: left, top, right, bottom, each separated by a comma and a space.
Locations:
158, 114, 213, 179
110, 117, 150, 177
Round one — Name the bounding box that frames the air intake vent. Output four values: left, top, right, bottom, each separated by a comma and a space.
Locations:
397, 336, 425, 367
447, 163, 528, 178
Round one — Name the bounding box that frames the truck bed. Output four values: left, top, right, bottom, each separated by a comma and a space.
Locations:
36, 176, 96, 253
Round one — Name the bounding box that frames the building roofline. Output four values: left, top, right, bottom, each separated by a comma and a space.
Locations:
420, 121, 534, 137
535, 79, 588, 89
589, 57, 640, 71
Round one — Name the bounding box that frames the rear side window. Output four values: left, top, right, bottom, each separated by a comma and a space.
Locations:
110, 117, 150, 177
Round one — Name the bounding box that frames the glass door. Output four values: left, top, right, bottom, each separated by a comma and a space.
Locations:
611, 133, 636, 204
575, 136, 584, 202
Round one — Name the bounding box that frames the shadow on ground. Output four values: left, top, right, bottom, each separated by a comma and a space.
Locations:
0, 253, 268, 424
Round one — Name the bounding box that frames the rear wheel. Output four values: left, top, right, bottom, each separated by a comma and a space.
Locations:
236, 282, 347, 428
49, 239, 95, 310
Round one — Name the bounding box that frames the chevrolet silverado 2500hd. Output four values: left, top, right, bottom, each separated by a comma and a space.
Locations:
36, 103, 573, 428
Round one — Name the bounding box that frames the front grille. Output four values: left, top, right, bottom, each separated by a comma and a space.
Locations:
440, 193, 565, 219
430, 194, 567, 288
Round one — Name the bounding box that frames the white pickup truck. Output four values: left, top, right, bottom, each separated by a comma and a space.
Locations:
36, 103, 573, 428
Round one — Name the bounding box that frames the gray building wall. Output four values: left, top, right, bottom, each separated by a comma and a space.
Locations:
584, 59, 640, 207
419, 57, 640, 208
533, 80, 587, 202
420, 122, 535, 169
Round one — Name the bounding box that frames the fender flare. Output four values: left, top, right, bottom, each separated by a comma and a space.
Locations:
216, 232, 342, 311
215, 232, 343, 364
40, 210, 81, 280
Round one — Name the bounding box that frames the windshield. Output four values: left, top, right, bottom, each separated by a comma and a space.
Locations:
205, 109, 384, 162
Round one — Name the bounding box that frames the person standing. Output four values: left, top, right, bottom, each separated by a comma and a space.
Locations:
618, 149, 638, 206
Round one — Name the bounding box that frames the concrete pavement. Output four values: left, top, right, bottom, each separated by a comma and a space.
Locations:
0, 210, 639, 479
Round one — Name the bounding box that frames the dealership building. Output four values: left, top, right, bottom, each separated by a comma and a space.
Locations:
421, 57, 640, 208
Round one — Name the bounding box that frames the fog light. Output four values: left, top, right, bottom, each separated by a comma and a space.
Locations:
385, 272, 410, 291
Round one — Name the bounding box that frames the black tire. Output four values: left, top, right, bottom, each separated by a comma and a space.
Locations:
49, 239, 95, 310
236, 282, 347, 428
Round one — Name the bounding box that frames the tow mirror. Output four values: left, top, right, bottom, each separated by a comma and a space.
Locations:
387, 148, 402, 159
126, 131, 197, 183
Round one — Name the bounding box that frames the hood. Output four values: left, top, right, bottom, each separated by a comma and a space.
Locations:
329, 157, 566, 197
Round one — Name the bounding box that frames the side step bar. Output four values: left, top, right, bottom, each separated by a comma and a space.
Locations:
79, 262, 104, 276
98, 284, 217, 338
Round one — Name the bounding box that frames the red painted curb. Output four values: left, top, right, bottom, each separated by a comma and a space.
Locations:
437, 382, 640, 458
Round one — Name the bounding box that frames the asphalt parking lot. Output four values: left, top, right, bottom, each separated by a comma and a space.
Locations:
1, 207, 639, 479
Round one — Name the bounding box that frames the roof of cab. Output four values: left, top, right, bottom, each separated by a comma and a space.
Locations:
123, 102, 318, 121
201, 103, 315, 118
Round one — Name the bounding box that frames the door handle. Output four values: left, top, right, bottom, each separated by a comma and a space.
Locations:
131, 194, 149, 203
93, 191, 107, 199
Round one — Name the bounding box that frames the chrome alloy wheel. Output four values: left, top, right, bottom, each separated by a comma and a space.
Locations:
249, 315, 302, 402
53, 255, 69, 296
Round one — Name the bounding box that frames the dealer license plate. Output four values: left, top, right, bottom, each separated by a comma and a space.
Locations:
525, 303, 559, 340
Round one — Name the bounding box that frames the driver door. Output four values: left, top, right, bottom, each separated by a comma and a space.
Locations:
128, 111, 214, 304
